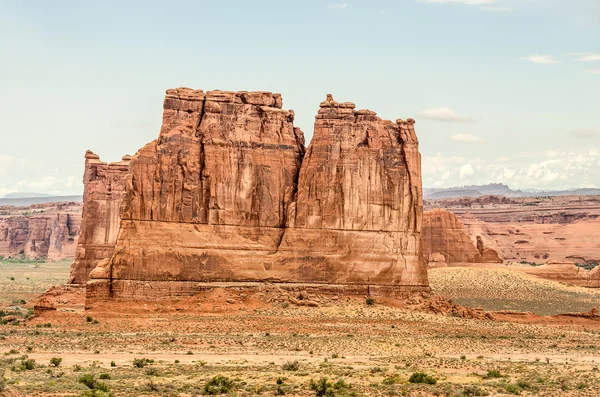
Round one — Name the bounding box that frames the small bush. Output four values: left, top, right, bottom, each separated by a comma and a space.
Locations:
110, 361, 116, 367
503, 383, 522, 395
203, 375, 234, 395
99, 373, 111, 380
382, 375, 401, 385
79, 374, 96, 389
20, 359, 36, 370
79, 374, 110, 393
365, 297, 375, 306
282, 361, 299, 371
146, 367, 160, 376
86, 316, 93, 322
462, 384, 490, 396
485, 369, 503, 379
132, 358, 154, 368
408, 372, 437, 385
50, 357, 62, 367
309, 377, 351, 397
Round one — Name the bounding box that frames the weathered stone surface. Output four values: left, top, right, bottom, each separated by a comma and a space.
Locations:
0, 202, 81, 260
422, 209, 502, 264
87, 90, 428, 302
523, 261, 600, 288
67, 152, 130, 284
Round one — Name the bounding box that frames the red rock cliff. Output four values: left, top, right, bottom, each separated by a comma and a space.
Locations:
0, 202, 81, 260
422, 209, 502, 265
67, 151, 130, 284
86, 89, 428, 302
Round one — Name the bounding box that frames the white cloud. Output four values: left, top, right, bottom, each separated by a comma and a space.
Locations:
451, 133, 485, 144
418, 107, 473, 122
521, 55, 557, 65
586, 69, 600, 74
460, 164, 475, 179
328, 3, 348, 8
422, 149, 600, 189
576, 53, 600, 62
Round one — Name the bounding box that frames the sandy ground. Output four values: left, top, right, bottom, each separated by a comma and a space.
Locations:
1, 267, 600, 396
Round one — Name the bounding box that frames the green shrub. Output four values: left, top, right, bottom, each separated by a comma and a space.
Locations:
203, 375, 234, 395
50, 357, 62, 367
79, 374, 110, 393
309, 377, 351, 396
408, 372, 437, 384
382, 375, 401, 385
132, 358, 154, 368
462, 384, 490, 396
110, 361, 116, 367
99, 373, 111, 380
485, 369, 503, 379
86, 316, 93, 323
503, 383, 522, 395
79, 374, 96, 389
20, 359, 36, 370
365, 297, 375, 306
282, 360, 299, 371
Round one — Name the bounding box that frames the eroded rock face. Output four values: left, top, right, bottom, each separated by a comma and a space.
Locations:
422, 209, 502, 265
87, 90, 428, 302
0, 202, 81, 260
67, 151, 130, 284
523, 261, 600, 288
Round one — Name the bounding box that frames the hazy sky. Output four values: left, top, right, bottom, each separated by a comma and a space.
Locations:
1, 0, 599, 196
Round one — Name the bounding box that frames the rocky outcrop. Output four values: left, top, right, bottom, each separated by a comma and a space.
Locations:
67, 152, 130, 284
86, 89, 428, 303
422, 209, 502, 266
523, 261, 600, 288
0, 202, 81, 260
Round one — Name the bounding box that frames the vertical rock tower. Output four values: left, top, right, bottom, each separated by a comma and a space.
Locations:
86, 89, 428, 302
68, 151, 130, 284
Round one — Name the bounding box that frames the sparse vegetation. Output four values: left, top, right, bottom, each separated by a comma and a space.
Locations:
408, 372, 437, 384
203, 375, 234, 395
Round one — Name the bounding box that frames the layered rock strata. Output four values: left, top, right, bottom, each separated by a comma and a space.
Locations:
0, 202, 81, 260
422, 209, 502, 266
67, 152, 130, 284
87, 89, 428, 302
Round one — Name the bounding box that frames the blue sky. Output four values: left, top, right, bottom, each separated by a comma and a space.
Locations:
0, 0, 599, 196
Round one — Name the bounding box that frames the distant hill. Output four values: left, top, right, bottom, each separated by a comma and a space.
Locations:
0, 195, 83, 207
424, 183, 600, 199
2, 192, 56, 198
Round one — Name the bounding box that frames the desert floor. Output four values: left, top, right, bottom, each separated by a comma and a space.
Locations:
1, 263, 600, 396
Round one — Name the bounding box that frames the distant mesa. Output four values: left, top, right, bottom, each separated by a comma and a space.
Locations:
424, 183, 600, 199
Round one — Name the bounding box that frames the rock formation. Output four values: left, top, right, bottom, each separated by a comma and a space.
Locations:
0, 202, 81, 260
522, 261, 600, 288
86, 89, 428, 303
422, 208, 502, 266
67, 151, 130, 284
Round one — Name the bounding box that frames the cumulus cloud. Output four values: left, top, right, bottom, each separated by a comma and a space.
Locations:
451, 133, 485, 144
422, 148, 600, 189
574, 53, 600, 62
418, 107, 473, 122
460, 164, 475, 178
521, 55, 557, 65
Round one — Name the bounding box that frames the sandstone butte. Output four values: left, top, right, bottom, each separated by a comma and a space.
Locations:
422, 208, 502, 267
68, 88, 429, 303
